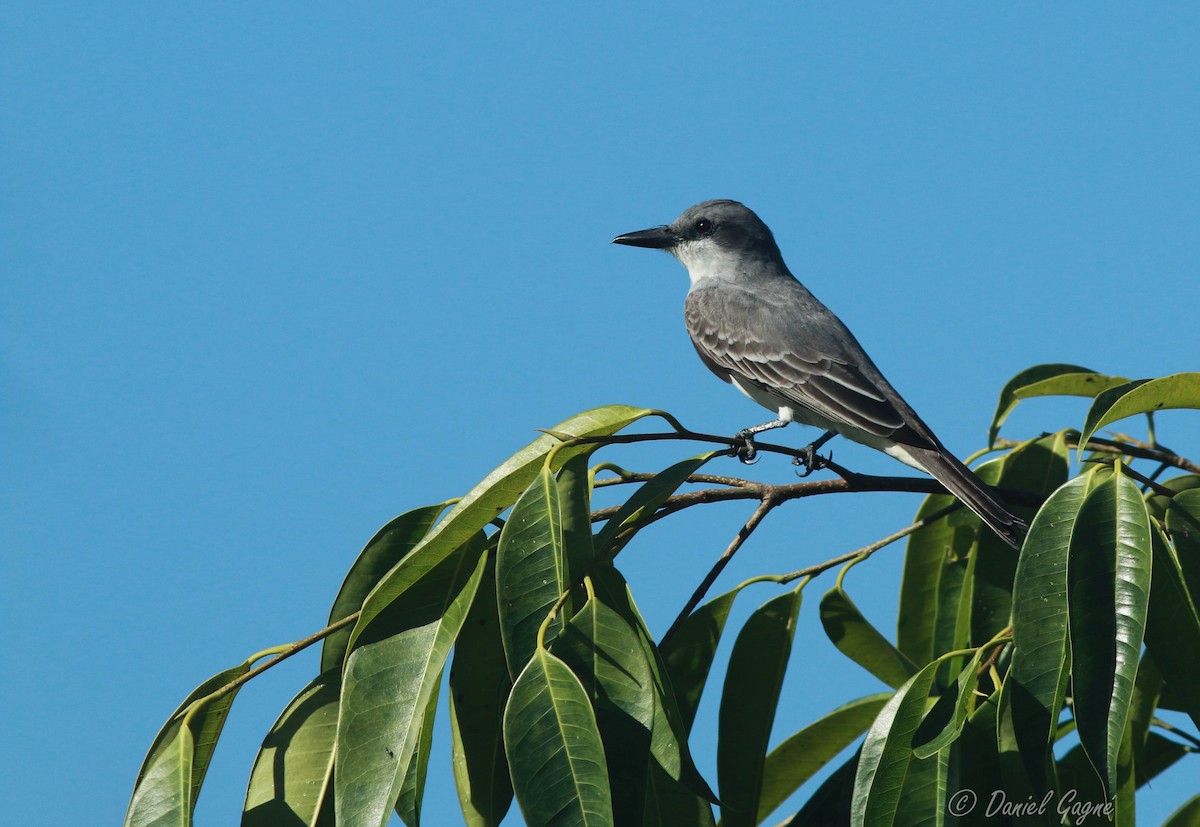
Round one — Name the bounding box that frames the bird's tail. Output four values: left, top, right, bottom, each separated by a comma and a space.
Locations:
909, 446, 1029, 549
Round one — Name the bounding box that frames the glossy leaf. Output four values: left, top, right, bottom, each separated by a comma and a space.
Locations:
1114, 718, 1136, 827
1079, 372, 1200, 452
586, 565, 717, 806
1165, 488, 1200, 602
322, 503, 447, 673
718, 586, 804, 827
557, 452, 597, 591
851, 658, 940, 827
643, 762, 716, 827
896, 489, 968, 666
242, 671, 339, 827
756, 693, 891, 823
1067, 465, 1152, 797
780, 750, 859, 826
395, 679, 440, 826
892, 748, 949, 827
912, 647, 983, 759
497, 466, 567, 679
504, 648, 614, 827
969, 435, 1069, 649
820, 585, 918, 689
1143, 525, 1200, 730
449, 560, 513, 827
336, 535, 488, 827
554, 591, 664, 823
1126, 654, 1162, 777
593, 453, 719, 556
350, 405, 653, 647
953, 689, 1005, 819
660, 585, 741, 734
125, 659, 253, 827
1005, 472, 1091, 793
989, 363, 1124, 446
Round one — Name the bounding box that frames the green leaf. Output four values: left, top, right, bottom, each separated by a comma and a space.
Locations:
593, 453, 719, 556
1079, 372, 1200, 452
242, 671, 339, 827
1142, 525, 1200, 730
1067, 465, 1153, 798
1165, 488, 1200, 602
555, 565, 717, 822
1115, 717, 1136, 827
892, 747, 949, 827
780, 750, 859, 826
394, 678, 440, 826
1126, 654, 1162, 780
897, 490, 973, 667
557, 452, 597, 592
989, 363, 1125, 446
1055, 743, 1111, 817
756, 694, 891, 824
953, 690, 1005, 819
851, 659, 941, 827
125, 718, 196, 827
125, 660, 254, 827
912, 648, 983, 759
660, 585, 742, 735
820, 585, 919, 689
504, 647, 614, 827
350, 405, 654, 648
335, 534, 489, 827
1163, 793, 1200, 827
643, 762, 716, 827
449, 559, 513, 827
717, 586, 804, 827
1004, 472, 1092, 794
969, 435, 1070, 649
1135, 730, 1189, 791
322, 503, 447, 673
497, 467, 567, 679
553, 590, 662, 823
586, 565, 718, 806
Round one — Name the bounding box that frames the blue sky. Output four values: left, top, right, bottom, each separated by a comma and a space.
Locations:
4, 4, 1198, 825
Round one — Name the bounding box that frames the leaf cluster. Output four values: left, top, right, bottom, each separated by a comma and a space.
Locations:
124, 369, 1200, 826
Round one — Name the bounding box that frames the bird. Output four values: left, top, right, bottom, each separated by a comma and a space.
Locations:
612, 199, 1028, 549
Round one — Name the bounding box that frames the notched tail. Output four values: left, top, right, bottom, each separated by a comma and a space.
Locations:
910, 446, 1029, 549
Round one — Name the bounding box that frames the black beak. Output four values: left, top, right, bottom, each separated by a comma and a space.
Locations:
612, 225, 678, 249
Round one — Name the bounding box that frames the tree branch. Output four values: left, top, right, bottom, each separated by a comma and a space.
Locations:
1014, 432, 1200, 475
661, 495, 781, 646
194, 611, 359, 708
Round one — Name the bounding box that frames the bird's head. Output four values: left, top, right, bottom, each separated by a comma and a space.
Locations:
612, 199, 786, 283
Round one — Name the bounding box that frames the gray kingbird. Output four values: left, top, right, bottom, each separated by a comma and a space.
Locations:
613, 199, 1027, 549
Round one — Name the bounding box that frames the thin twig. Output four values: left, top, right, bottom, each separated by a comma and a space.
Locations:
1150, 718, 1200, 752
587, 471, 1034, 529
661, 496, 780, 646
594, 470, 755, 489
776, 502, 963, 584
1025, 433, 1200, 475
196, 612, 360, 707
1120, 464, 1181, 498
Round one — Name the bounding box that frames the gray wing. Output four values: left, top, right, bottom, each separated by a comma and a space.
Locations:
684, 283, 938, 449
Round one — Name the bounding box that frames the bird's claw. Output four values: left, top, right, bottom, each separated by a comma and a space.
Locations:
792, 445, 831, 477
733, 431, 760, 464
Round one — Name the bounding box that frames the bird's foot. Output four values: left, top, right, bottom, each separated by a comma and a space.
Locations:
792, 445, 831, 477
791, 430, 837, 477
733, 429, 760, 465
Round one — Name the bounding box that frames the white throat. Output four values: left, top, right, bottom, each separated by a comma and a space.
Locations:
673, 239, 744, 288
